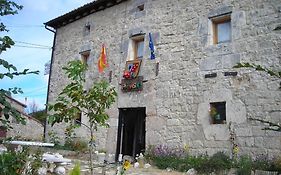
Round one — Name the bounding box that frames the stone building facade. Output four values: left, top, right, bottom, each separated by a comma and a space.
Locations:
0, 96, 44, 140
45, 0, 281, 159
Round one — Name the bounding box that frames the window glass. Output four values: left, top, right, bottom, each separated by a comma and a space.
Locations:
136, 40, 144, 59
80, 51, 90, 65
217, 21, 231, 43
210, 102, 226, 124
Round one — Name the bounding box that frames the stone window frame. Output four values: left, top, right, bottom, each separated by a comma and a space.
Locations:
80, 50, 90, 65
210, 14, 232, 45
127, 34, 145, 61
83, 22, 91, 36
210, 101, 226, 124
197, 89, 246, 141
74, 112, 82, 126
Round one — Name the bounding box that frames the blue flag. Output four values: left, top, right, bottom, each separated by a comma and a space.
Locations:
149, 33, 155, 60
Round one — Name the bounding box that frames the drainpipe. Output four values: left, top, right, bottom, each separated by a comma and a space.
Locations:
44, 25, 56, 141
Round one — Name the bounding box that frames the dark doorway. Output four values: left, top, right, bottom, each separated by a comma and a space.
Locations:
116, 107, 146, 160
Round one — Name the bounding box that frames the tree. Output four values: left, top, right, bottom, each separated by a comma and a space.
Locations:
29, 109, 47, 125
234, 62, 281, 132
27, 100, 39, 114
48, 60, 117, 173
0, 0, 39, 129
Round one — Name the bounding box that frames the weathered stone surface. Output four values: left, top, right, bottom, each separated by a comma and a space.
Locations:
46, 0, 281, 158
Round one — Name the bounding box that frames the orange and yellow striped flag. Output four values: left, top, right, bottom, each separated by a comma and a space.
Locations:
98, 44, 107, 72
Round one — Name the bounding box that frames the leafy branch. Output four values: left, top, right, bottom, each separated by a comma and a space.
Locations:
0, 0, 39, 129
233, 62, 281, 78
249, 117, 281, 132
48, 60, 117, 174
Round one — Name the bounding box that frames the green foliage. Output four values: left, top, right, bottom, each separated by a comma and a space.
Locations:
236, 155, 252, 175
24, 150, 43, 175
48, 60, 117, 128
0, 150, 27, 175
0, 0, 39, 129
69, 162, 81, 175
48, 131, 60, 145
272, 156, 281, 173
233, 62, 281, 78
147, 146, 280, 174
0, 148, 42, 175
47, 60, 117, 174
30, 109, 47, 124
204, 152, 232, 173
64, 138, 88, 152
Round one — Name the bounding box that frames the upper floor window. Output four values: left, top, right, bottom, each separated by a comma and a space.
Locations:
135, 38, 144, 59
133, 35, 144, 59
80, 50, 90, 65
211, 14, 231, 44
128, 34, 145, 60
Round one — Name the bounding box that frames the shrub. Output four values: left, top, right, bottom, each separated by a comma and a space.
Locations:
65, 139, 88, 152
272, 156, 281, 173
253, 154, 272, 171
237, 155, 252, 175
206, 152, 232, 172
147, 145, 187, 158
0, 150, 27, 175
0, 148, 42, 175
69, 162, 81, 175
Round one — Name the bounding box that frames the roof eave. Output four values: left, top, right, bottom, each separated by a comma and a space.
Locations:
45, 0, 127, 29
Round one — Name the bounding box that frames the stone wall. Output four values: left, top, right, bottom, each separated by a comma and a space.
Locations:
8, 114, 44, 141
47, 0, 281, 158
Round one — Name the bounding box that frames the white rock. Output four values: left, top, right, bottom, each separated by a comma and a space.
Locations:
54, 166, 65, 175
38, 167, 47, 175
0, 145, 7, 154
144, 163, 151, 169
186, 168, 197, 175
166, 168, 172, 172
134, 162, 140, 168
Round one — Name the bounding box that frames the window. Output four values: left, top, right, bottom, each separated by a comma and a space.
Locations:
133, 36, 144, 60
80, 51, 90, 65
211, 15, 231, 44
135, 39, 144, 59
83, 23, 91, 36
127, 34, 145, 61
137, 4, 144, 11
75, 112, 82, 126
210, 102, 226, 124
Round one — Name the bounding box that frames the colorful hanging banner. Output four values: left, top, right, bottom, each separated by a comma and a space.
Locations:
98, 44, 107, 72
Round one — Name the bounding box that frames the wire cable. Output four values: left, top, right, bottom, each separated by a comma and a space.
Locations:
14, 45, 52, 50
15, 41, 51, 48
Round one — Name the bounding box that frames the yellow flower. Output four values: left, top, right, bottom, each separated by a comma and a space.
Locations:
184, 144, 189, 152
233, 145, 239, 154
123, 160, 131, 171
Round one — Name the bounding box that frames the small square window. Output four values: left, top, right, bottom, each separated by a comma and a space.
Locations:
137, 4, 144, 11
75, 112, 82, 126
212, 15, 231, 44
83, 23, 91, 36
210, 102, 226, 124
80, 51, 90, 65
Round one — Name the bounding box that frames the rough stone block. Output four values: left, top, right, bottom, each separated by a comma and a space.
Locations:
208, 5, 233, 18
235, 128, 253, 137
222, 54, 241, 69
167, 119, 181, 126
200, 56, 222, 71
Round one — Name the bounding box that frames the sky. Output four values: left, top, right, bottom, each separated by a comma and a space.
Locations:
0, 0, 93, 111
